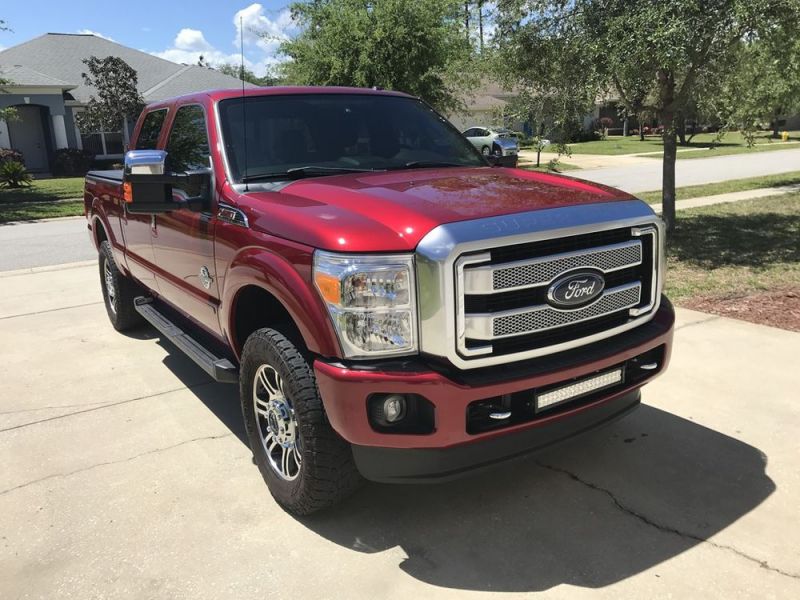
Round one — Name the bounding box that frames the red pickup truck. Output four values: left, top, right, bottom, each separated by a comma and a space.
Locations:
85, 87, 673, 514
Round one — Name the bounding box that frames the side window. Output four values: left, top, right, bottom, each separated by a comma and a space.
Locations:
165, 105, 210, 173
463, 128, 476, 137
136, 109, 167, 150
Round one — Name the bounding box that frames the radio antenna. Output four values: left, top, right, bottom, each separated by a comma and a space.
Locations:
240, 16, 249, 191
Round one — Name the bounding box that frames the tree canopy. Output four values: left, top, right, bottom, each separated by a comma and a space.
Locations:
75, 56, 144, 135
216, 63, 278, 87
493, 0, 800, 232
278, 0, 475, 113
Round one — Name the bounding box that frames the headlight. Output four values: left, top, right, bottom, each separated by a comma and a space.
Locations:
313, 251, 417, 358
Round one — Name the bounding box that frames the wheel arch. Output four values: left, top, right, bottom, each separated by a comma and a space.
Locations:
221, 249, 341, 361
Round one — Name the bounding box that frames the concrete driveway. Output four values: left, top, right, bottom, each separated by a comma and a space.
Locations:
1, 264, 799, 599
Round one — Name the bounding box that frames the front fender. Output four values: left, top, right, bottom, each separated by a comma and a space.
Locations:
220, 247, 342, 359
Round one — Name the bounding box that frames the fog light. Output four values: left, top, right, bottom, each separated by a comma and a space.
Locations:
383, 394, 406, 423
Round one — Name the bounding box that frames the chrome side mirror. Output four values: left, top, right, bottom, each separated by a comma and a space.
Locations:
124, 149, 167, 176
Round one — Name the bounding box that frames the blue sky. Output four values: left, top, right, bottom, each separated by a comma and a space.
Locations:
0, 1, 295, 76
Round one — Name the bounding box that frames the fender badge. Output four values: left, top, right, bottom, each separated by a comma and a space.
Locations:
199, 266, 213, 290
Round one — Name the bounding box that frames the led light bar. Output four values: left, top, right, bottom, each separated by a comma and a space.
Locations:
536, 368, 623, 412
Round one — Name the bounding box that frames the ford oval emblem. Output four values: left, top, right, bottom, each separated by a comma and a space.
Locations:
547, 271, 605, 308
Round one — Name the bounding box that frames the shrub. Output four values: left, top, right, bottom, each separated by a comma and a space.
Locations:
52, 148, 94, 177
0, 160, 33, 188
0, 148, 24, 165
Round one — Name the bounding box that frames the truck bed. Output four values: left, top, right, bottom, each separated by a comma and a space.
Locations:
86, 169, 123, 183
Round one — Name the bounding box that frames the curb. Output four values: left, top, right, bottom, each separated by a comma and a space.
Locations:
0, 260, 96, 278
0, 215, 85, 226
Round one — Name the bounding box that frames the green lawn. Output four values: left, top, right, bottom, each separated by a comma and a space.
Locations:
567, 130, 800, 158
520, 162, 581, 173
665, 193, 800, 303
0, 176, 84, 203
639, 171, 800, 204
0, 177, 85, 223
0, 200, 85, 223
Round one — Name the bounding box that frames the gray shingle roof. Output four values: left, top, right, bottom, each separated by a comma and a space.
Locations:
0, 64, 76, 88
0, 33, 249, 103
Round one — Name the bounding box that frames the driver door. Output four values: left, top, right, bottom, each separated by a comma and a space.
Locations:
150, 103, 221, 336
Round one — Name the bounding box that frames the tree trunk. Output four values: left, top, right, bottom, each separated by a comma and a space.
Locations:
465, 2, 470, 40
772, 119, 780, 139
638, 112, 645, 141
677, 114, 687, 146
659, 73, 677, 234
478, 0, 484, 51
623, 116, 628, 137
662, 128, 677, 233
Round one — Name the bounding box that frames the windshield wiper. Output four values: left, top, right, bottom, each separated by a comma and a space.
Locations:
399, 161, 468, 169
241, 166, 381, 183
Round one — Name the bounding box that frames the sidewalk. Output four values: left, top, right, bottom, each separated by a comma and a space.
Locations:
651, 183, 800, 214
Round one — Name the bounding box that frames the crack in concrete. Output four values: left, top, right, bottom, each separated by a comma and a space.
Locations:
0, 301, 103, 321
536, 461, 800, 581
674, 315, 721, 331
0, 400, 115, 416
0, 433, 234, 497
0, 380, 216, 434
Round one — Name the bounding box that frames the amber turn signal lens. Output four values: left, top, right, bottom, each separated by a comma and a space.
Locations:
123, 182, 133, 203
314, 272, 341, 304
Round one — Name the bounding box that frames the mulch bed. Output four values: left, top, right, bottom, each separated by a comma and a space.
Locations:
681, 287, 800, 332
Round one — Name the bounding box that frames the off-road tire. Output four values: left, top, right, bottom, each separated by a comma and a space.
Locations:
240, 328, 362, 514
99, 240, 142, 331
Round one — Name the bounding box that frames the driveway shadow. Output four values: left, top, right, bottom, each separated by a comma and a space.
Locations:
296, 405, 773, 592
148, 334, 774, 592
153, 338, 247, 446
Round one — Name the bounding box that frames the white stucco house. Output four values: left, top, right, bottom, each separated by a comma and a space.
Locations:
0, 33, 248, 173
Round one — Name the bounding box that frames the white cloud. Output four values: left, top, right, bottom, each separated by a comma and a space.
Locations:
149, 3, 296, 77
174, 28, 214, 52
77, 29, 116, 42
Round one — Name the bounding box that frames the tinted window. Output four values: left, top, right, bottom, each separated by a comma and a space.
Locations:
218, 94, 485, 181
463, 128, 477, 137
136, 109, 167, 150
165, 105, 210, 172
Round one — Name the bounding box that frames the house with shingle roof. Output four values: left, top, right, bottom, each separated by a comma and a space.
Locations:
0, 33, 250, 173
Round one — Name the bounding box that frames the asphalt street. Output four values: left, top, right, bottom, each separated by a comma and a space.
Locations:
1, 147, 799, 272
1, 264, 798, 598
575, 147, 800, 193
0, 216, 93, 272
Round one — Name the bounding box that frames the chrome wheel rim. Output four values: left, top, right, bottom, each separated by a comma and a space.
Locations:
482, 146, 490, 156
103, 259, 116, 314
253, 364, 301, 481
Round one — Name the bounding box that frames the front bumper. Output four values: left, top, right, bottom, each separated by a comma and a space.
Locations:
314, 298, 674, 482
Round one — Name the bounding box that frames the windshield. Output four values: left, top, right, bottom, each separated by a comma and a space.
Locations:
218, 93, 485, 181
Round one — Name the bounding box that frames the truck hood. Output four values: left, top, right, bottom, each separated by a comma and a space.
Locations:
243, 167, 636, 252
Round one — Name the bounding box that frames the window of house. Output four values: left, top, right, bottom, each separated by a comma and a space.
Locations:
79, 130, 124, 156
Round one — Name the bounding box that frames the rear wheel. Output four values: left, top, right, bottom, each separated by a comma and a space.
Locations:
481, 145, 490, 156
99, 240, 142, 331
240, 328, 361, 514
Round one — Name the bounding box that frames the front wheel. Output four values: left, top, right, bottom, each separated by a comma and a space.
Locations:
240, 328, 361, 514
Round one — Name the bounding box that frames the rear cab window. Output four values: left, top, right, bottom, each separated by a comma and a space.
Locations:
136, 109, 168, 150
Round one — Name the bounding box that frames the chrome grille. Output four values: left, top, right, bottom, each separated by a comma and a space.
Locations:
487, 284, 641, 338
454, 225, 660, 364
491, 242, 642, 292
